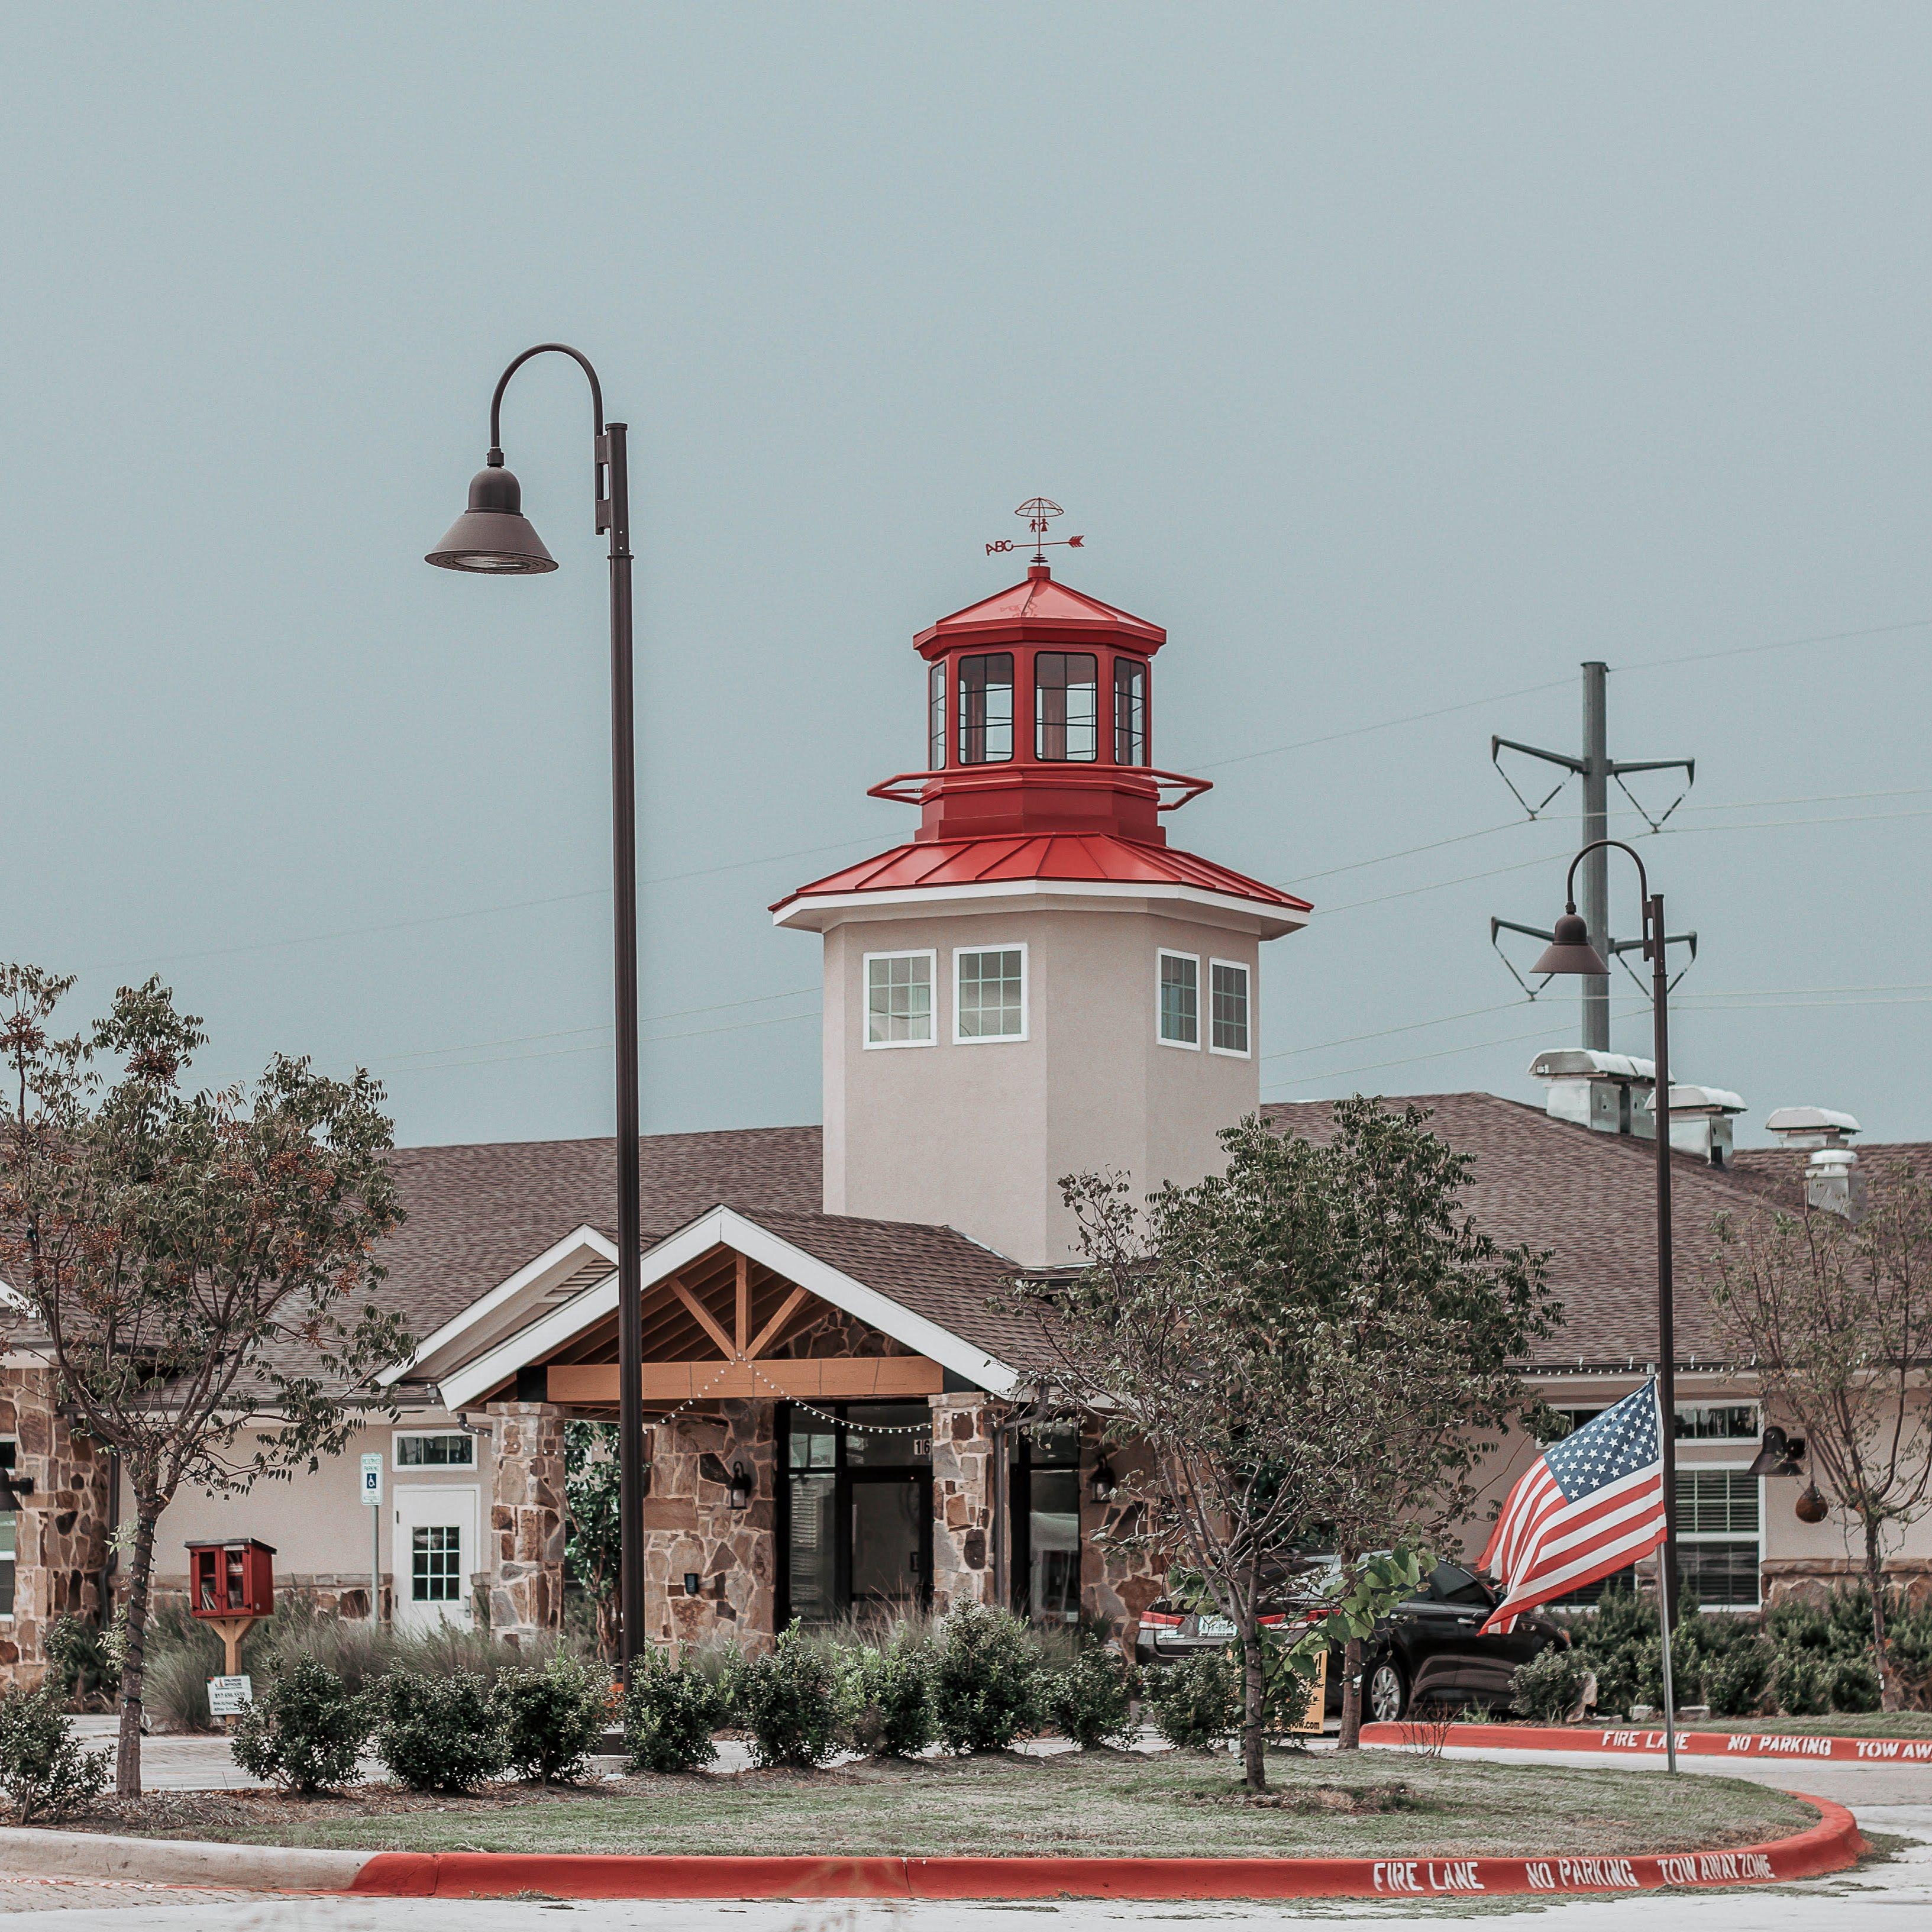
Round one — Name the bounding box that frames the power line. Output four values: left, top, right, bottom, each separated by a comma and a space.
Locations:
1619, 615, 1932, 676
1259, 999, 1531, 1063
380, 1006, 821, 1079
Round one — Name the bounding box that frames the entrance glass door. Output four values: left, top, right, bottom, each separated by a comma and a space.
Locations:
779, 1403, 933, 1624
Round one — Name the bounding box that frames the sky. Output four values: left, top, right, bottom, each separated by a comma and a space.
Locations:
5, 4, 1931, 1152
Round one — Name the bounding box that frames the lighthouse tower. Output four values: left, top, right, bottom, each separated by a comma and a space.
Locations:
773, 558, 1310, 1268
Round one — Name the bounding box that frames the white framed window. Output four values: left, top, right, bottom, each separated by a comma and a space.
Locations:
864, 950, 936, 1048
1157, 951, 1199, 1048
394, 1430, 476, 1469
1676, 1467, 1762, 1609
1675, 1403, 1759, 1442
1209, 959, 1251, 1057
954, 945, 1027, 1042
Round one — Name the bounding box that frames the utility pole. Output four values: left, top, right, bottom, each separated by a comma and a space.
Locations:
1490, 663, 1695, 1049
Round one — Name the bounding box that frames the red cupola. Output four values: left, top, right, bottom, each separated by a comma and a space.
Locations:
871, 563, 1203, 845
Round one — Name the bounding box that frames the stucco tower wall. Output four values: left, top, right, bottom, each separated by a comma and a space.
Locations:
823, 902, 1262, 1268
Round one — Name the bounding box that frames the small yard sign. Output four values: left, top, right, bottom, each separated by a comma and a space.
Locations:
208, 1675, 253, 1717
360, 1452, 383, 1504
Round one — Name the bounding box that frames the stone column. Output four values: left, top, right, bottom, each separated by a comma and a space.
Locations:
0, 1366, 111, 1691
485, 1401, 567, 1646
645, 1403, 776, 1649
930, 1394, 995, 1613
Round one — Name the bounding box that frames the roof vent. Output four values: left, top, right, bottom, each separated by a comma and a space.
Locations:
1804, 1145, 1863, 1219
1527, 1048, 1655, 1137
1641, 1084, 1747, 1168
1765, 1106, 1862, 1150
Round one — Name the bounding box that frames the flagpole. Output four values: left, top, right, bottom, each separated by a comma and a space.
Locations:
1651, 1377, 1678, 1775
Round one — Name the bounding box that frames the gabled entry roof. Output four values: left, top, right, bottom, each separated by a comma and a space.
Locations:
432, 1205, 1026, 1410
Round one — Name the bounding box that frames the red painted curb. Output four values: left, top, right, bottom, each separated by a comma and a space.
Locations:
348, 1794, 1862, 1901
1362, 1720, 1932, 1763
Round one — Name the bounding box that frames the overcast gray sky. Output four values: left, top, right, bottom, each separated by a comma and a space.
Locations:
5, 4, 1931, 1151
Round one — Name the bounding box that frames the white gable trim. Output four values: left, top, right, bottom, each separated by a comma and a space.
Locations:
435, 1206, 1018, 1410
380, 1225, 618, 1388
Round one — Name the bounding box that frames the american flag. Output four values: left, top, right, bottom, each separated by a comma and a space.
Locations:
1478, 1382, 1668, 1634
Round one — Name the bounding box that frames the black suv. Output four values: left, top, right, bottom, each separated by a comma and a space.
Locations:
1360, 1562, 1567, 1721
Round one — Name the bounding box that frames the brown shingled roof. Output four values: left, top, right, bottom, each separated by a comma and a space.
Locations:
377, 1127, 822, 1346
1261, 1094, 1802, 1371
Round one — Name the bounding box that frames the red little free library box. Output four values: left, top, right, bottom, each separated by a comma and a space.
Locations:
185, 1539, 276, 1620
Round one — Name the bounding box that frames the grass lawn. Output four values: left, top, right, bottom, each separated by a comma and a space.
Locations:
89, 1749, 1815, 1862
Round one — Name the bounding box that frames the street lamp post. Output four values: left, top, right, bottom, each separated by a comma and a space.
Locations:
427, 344, 647, 1673
1530, 840, 1681, 1770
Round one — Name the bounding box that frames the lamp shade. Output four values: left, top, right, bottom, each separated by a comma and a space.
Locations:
1530, 910, 1611, 978
0, 1466, 31, 1512
425, 462, 557, 574
1746, 1425, 1805, 1478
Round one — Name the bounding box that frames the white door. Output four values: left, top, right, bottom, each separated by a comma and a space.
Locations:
393, 1484, 479, 1634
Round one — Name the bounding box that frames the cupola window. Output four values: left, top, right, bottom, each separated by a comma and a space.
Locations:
1114, 658, 1148, 765
1157, 951, 1199, 1047
928, 661, 946, 770
1209, 960, 1251, 1056
1034, 652, 1099, 761
955, 946, 1027, 1041
958, 654, 1013, 764
864, 950, 935, 1047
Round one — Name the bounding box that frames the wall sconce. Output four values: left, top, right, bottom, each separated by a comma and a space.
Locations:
1746, 1426, 1806, 1478
0, 1468, 34, 1512
1090, 1460, 1117, 1506
728, 1461, 754, 1510
683, 1571, 702, 1597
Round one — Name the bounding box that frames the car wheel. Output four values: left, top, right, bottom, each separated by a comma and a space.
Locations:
1367, 1659, 1408, 1724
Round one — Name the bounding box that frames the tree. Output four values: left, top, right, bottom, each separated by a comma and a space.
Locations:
564, 1419, 621, 1658
1013, 1102, 1552, 1788
1706, 1166, 1932, 1710
0, 966, 409, 1795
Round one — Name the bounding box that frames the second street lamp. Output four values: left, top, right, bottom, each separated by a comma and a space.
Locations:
1530, 838, 1684, 1771
427, 343, 647, 1674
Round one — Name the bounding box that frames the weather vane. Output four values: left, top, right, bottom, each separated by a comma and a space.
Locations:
986, 497, 1086, 566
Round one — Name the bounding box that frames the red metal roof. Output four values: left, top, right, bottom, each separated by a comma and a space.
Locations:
913, 566, 1167, 656
773, 834, 1311, 913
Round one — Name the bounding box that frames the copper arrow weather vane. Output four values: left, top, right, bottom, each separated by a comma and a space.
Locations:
987, 497, 1086, 565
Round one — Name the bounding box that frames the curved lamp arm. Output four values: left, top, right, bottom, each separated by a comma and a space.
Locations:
1563, 836, 1648, 915
488, 342, 604, 455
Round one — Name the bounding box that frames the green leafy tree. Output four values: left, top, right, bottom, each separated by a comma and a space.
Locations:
0, 966, 410, 1796
1707, 1167, 1932, 1708
564, 1419, 622, 1659
1015, 1103, 1553, 1788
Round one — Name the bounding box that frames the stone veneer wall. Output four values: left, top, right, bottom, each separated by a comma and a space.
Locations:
1763, 1555, 1932, 1611
1079, 1431, 1168, 1653
486, 1401, 567, 1644
0, 1366, 112, 1689
931, 1395, 995, 1612
644, 1401, 776, 1646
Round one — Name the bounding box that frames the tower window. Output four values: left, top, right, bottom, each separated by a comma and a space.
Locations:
1035, 652, 1098, 761
1209, 961, 1251, 1057
864, 951, 935, 1048
955, 946, 1027, 1042
1157, 951, 1198, 1047
958, 654, 1013, 764
1114, 658, 1147, 765
928, 661, 946, 770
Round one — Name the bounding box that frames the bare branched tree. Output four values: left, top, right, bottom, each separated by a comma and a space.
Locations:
1707, 1166, 1932, 1710
0, 966, 410, 1794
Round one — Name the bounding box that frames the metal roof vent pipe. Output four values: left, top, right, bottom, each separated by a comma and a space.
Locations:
1641, 1083, 1747, 1168
1765, 1107, 1865, 1219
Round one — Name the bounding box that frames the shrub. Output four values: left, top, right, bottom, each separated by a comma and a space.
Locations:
0, 1685, 109, 1823
1045, 1642, 1137, 1750
371, 1669, 507, 1791
734, 1622, 843, 1768
622, 1646, 724, 1773
931, 1604, 1042, 1755
1142, 1649, 1238, 1751
841, 1628, 936, 1759
493, 1649, 612, 1784
1829, 1655, 1881, 1713
1773, 1649, 1831, 1716
1509, 1643, 1593, 1723
1567, 1584, 1655, 1717
230, 1655, 370, 1794
44, 1616, 118, 1702
1703, 1636, 1775, 1717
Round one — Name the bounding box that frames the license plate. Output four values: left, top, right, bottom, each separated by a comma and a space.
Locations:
1194, 1616, 1236, 1639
